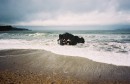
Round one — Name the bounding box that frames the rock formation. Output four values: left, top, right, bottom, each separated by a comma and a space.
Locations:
58, 32, 85, 45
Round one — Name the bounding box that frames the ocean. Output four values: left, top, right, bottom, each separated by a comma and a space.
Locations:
0, 29, 130, 66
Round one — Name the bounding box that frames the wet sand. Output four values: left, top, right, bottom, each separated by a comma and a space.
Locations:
0, 49, 130, 84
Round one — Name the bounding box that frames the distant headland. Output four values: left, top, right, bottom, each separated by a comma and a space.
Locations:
0, 25, 29, 31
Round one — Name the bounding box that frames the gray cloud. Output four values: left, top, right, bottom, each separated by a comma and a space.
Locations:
0, 0, 60, 23
117, 0, 130, 12
0, 0, 130, 25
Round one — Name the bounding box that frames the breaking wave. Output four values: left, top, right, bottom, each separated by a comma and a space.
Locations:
0, 31, 130, 66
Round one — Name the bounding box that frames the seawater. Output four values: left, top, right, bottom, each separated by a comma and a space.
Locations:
0, 30, 130, 66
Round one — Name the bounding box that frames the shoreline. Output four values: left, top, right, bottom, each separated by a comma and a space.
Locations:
0, 49, 130, 84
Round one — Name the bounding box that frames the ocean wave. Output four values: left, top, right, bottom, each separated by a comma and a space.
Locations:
0, 32, 130, 66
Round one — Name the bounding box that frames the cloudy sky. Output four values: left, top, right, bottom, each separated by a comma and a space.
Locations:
0, 0, 130, 26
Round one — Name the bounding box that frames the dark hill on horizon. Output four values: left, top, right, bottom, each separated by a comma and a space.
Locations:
0, 25, 29, 31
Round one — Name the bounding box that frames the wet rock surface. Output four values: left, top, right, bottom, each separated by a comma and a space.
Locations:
57, 32, 85, 45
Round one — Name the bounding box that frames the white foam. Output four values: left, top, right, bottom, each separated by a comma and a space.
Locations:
43, 46, 130, 66
0, 39, 130, 66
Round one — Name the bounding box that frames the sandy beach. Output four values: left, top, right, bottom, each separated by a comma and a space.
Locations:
0, 49, 130, 84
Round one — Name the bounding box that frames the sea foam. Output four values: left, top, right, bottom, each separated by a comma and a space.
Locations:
0, 39, 130, 66
0, 31, 130, 66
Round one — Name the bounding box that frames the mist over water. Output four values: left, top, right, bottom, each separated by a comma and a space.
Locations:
0, 29, 130, 66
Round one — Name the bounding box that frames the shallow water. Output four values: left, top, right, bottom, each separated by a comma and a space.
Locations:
0, 30, 130, 66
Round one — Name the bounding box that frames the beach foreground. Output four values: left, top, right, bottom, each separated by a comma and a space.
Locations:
0, 49, 130, 84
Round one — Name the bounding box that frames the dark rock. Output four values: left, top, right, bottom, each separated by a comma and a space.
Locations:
57, 32, 85, 45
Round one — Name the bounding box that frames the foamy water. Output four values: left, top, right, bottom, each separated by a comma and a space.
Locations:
0, 31, 130, 66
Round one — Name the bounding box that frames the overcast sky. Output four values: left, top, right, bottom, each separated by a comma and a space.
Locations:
0, 0, 130, 26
